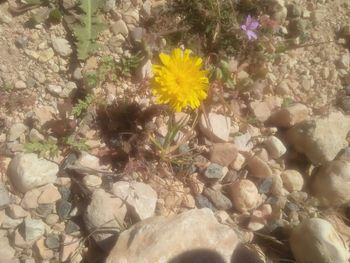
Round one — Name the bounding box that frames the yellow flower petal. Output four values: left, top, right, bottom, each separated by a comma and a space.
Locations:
151, 48, 209, 112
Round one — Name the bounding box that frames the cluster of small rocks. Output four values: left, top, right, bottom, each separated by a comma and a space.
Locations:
1, 0, 350, 262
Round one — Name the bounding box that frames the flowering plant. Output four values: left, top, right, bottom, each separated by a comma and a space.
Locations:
241, 15, 259, 41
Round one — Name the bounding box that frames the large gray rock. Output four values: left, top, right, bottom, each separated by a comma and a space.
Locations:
287, 111, 350, 165
290, 218, 349, 263
8, 153, 58, 193
311, 160, 350, 206
84, 189, 127, 249
106, 208, 240, 263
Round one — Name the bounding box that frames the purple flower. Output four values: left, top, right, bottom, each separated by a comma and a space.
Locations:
241, 15, 259, 41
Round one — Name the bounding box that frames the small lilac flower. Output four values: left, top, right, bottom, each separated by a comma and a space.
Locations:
241, 15, 259, 41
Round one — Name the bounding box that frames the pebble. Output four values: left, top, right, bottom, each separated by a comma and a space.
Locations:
250, 100, 272, 122
111, 20, 129, 36
1, 213, 23, 228
232, 133, 254, 152
6, 204, 27, 219
29, 129, 45, 141
105, 208, 239, 263
204, 163, 228, 181
36, 203, 54, 217
45, 214, 59, 225
7, 123, 27, 142
199, 113, 231, 142
21, 189, 40, 209
281, 170, 304, 192
14, 80, 27, 89
51, 37, 73, 57
203, 187, 232, 210
35, 238, 54, 260
0, 183, 10, 208
247, 156, 273, 178
290, 218, 349, 263
209, 143, 238, 167
112, 181, 157, 220
230, 152, 246, 171
287, 111, 350, 165
195, 194, 216, 210
229, 179, 261, 213
22, 218, 45, 241
38, 48, 55, 62
264, 136, 287, 159
338, 53, 350, 69
311, 160, 350, 206
38, 184, 62, 204
269, 103, 309, 127
61, 81, 77, 98
84, 189, 127, 247
65, 220, 80, 234
47, 84, 63, 96
8, 153, 58, 193
82, 174, 102, 190
0, 236, 16, 262
45, 234, 60, 249
57, 200, 72, 220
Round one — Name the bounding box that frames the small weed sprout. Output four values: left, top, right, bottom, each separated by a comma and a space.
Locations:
24, 139, 59, 158
72, 95, 94, 117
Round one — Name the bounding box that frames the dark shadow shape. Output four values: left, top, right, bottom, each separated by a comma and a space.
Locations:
231, 244, 264, 263
168, 249, 226, 263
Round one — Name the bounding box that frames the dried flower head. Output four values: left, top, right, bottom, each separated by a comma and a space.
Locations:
241, 15, 259, 41
152, 48, 209, 112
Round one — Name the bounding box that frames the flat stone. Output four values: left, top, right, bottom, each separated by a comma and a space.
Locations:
269, 103, 309, 127
6, 204, 27, 219
21, 189, 40, 209
22, 218, 45, 241
203, 187, 232, 210
204, 163, 228, 181
106, 209, 240, 263
199, 113, 231, 142
195, 194, 216, 210
1, 214, 23, 229
35, 238, 54, 260
112, 181, 157, 220
38, 184, 62, 204
247, 156, 273, 178
14, 80, 27, 89
36, 203, 54, 217
264, 136, 287, 159
210, 143, 238, 167
45, 234, 60, 249
8, 153, 58, 193
111, 20, 129, 36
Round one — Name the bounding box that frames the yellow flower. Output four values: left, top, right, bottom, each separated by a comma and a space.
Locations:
152, 48, 209, 112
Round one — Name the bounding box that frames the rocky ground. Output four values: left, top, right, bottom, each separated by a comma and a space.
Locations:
0, 0, 350, 263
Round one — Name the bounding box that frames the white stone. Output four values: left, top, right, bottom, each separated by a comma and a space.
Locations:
199, 113, 231, 142
8, 153, 58, 193
82, 174, 102, 189
106, 208, 240, 263
112, 181, 157, 220
287, 111, 350, 165
47, 84, 63, 96
229, 179, 261, 213
264, 136, 287, 159
51, 37, 72, 57
311, 160, 350, 206
23, 218, 45, 241
290, 218, 349, 263
281, 170, 304, 192
6, 204, 28, 219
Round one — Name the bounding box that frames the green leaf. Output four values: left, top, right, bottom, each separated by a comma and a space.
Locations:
73, 0, 106, 60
